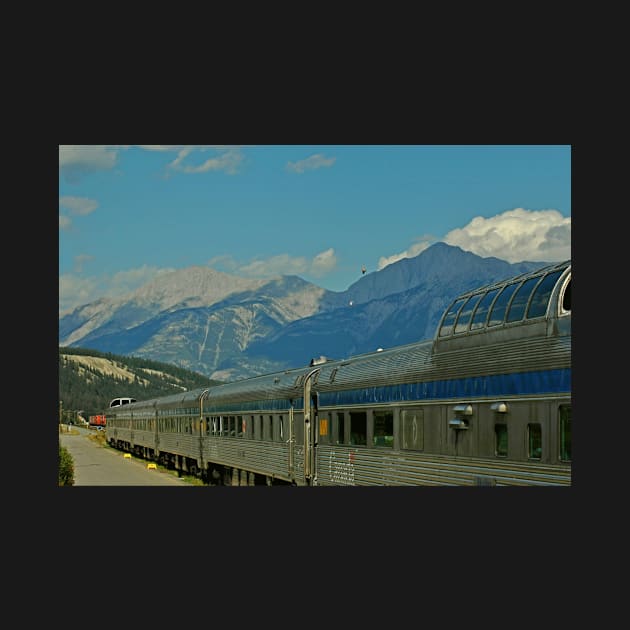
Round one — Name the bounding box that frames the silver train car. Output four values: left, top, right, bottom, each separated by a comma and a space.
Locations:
105, 259, 571, 486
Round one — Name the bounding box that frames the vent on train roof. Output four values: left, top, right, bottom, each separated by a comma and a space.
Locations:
310, 355, 332, 366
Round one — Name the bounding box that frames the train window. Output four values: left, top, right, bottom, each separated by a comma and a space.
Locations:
248, 415, 254, 438
319, 416, 329, 442
373, 410, 393, 447
470, 289, 499, 330
561, 278, 571, 314
488, 282, 520, 326
237, 415, 243, 438
559, 405, 571, 461
439, 297, 467, 337
279, 415, 285, 441
454, 293, 484, 334
401, 408, 424, 450
349, 411, 367, 445
506, 276, 543, 323
336, 412, 346, 444
526, 269, 564, 319
527, 423, 542, 459
495, 424, 508, 457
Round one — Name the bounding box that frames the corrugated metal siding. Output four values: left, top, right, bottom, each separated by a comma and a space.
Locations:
316, 446, 570, 486
157, 433, 198, 458
202, 438, 303, 483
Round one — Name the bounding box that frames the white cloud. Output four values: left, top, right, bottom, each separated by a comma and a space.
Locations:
444, 208, 571, 263
377, 208, 571, 272
167, 147, 244, 175
59, 145, 119, 183
286, 153, 336, 174
208, 248, 338, 280
59, 196, 99, 233
377, 238, 433, 270
59, 196, 98, 216
312, 248, 337, 275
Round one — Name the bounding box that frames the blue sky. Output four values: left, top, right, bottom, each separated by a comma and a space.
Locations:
59, 145, 571, 314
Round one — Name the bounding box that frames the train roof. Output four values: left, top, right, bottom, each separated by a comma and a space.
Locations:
434, 259, 571, 346
109, 259, 571, 412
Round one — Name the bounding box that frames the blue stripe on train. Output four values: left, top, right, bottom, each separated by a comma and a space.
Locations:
205, 368, 571, 413
320, 368, 571, 406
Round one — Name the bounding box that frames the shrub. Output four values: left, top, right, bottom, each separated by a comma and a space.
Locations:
59, 445, 75, 486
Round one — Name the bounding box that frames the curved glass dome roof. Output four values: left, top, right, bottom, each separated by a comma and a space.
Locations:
437, 260, 571, 339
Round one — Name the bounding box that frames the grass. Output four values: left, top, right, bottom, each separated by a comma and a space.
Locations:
94, 431, 206, 485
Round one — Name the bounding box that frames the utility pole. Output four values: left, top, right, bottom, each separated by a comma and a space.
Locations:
59, 400, 63, 433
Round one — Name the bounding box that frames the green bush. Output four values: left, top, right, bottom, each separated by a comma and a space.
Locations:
59, 445, 75, 486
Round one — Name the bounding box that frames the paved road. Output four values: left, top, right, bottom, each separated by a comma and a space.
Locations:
59, 427, 192, 486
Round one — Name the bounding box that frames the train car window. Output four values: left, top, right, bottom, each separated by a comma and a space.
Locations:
349, 411, 367, 445
237, 415, 243, 438
294, 412, 304, 444
279, 415, 285, 441
527, 423, 542, 459
401, 408, 424, 450
373, 410, 394, 447
470, 288, 499, 330
488, 282, 520, 326
506, 276, 543, 323
336, 412, 346, 445
439, 297, 467, 337
561, 278, 571, 313
495, 424, 508, 457
319, 416, 329, 443
256, 415, 263, 440
559, 405, 571, 462
454, 294, 485, 334
526, 269, 564, 319
267, 415, 273, 441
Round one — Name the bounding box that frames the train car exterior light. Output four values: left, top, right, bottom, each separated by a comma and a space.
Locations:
453, 404, 473, 415
490, 402, 508, 413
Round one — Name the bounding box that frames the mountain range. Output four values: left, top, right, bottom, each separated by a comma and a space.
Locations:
59, 243, 552, 381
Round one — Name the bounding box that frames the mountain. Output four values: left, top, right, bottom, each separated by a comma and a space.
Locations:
58, 347, 223, 420
59, 243, 551, 381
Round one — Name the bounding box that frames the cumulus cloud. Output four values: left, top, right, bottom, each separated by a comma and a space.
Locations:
208, 248, 338, 280
59, 196, 99, 232
59, 145, 119, 184
376, 208, 571, 271
286, 153, 336, 174
377, 238, 434, 270
167, 147, 244, 175
59, 196, 98, 216
444, 208, 571, 263
312, 248, 337, 275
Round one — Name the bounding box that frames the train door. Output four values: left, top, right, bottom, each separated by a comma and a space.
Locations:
302, 368, 321, 486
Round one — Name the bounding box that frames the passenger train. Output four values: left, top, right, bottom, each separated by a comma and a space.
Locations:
105, 260, 571, 486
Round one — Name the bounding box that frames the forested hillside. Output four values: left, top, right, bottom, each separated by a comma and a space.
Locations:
59, 347, 223, 420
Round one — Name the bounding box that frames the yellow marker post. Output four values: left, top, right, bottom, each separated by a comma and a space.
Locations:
147, 463, 157, 470
123, 453, 131, 459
